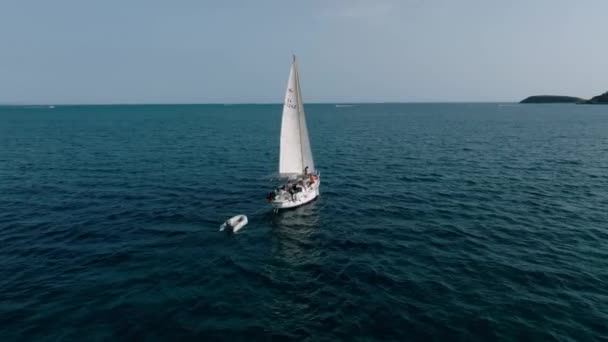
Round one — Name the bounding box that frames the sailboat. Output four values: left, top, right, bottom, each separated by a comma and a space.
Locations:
267, 55, 320, 211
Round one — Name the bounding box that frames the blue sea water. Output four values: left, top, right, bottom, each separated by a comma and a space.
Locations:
1, 103, 607, 341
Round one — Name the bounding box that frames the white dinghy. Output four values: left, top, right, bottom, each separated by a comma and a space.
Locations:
220, 215, 248, 233
266, 55, 320, 212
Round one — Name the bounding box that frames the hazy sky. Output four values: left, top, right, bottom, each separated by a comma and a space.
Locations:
1, 0, 606, 104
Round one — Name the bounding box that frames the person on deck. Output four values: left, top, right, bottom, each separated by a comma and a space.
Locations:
288, 184, 295, 200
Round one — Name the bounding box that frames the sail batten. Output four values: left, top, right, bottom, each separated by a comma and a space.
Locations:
279, 56, 314, 176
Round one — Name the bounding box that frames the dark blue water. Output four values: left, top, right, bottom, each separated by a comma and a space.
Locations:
1, 103, 607, 341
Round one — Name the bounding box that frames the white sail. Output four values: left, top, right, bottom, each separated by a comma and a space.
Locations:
279, 56, 315, 176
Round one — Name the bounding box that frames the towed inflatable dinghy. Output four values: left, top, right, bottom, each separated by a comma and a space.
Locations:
220, 215, 248, 233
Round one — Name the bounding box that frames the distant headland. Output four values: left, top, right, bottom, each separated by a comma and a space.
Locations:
520, 95, 583, 103
520, 91, 608, 104
583, 91, 608, 104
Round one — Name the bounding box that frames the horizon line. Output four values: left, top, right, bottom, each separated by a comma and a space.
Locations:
0, 100, 520, 106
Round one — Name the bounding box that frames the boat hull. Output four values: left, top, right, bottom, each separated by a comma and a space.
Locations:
270, 178, 320, 210
220, 215, 248, 232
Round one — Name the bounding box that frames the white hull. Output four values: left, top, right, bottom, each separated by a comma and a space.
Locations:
219, 215, 248, 233
271, 177, 320, 210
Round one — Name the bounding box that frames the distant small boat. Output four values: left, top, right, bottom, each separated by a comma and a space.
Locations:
220, 215, 248, 233
267, 55, 320, 212
48, 105, 55, 109
335, 104, 354, 108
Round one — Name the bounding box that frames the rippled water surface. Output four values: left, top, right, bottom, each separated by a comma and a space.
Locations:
1, 103, 607, 341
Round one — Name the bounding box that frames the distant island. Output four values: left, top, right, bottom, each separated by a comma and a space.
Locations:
520, 91, 608, 104
520, 95, 583, 103
583, 91, 608, 104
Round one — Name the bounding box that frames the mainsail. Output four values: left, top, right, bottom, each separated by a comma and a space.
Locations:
279, 55, 315, 176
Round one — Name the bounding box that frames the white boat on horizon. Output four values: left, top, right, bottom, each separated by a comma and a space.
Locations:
266, 55, 320, 212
